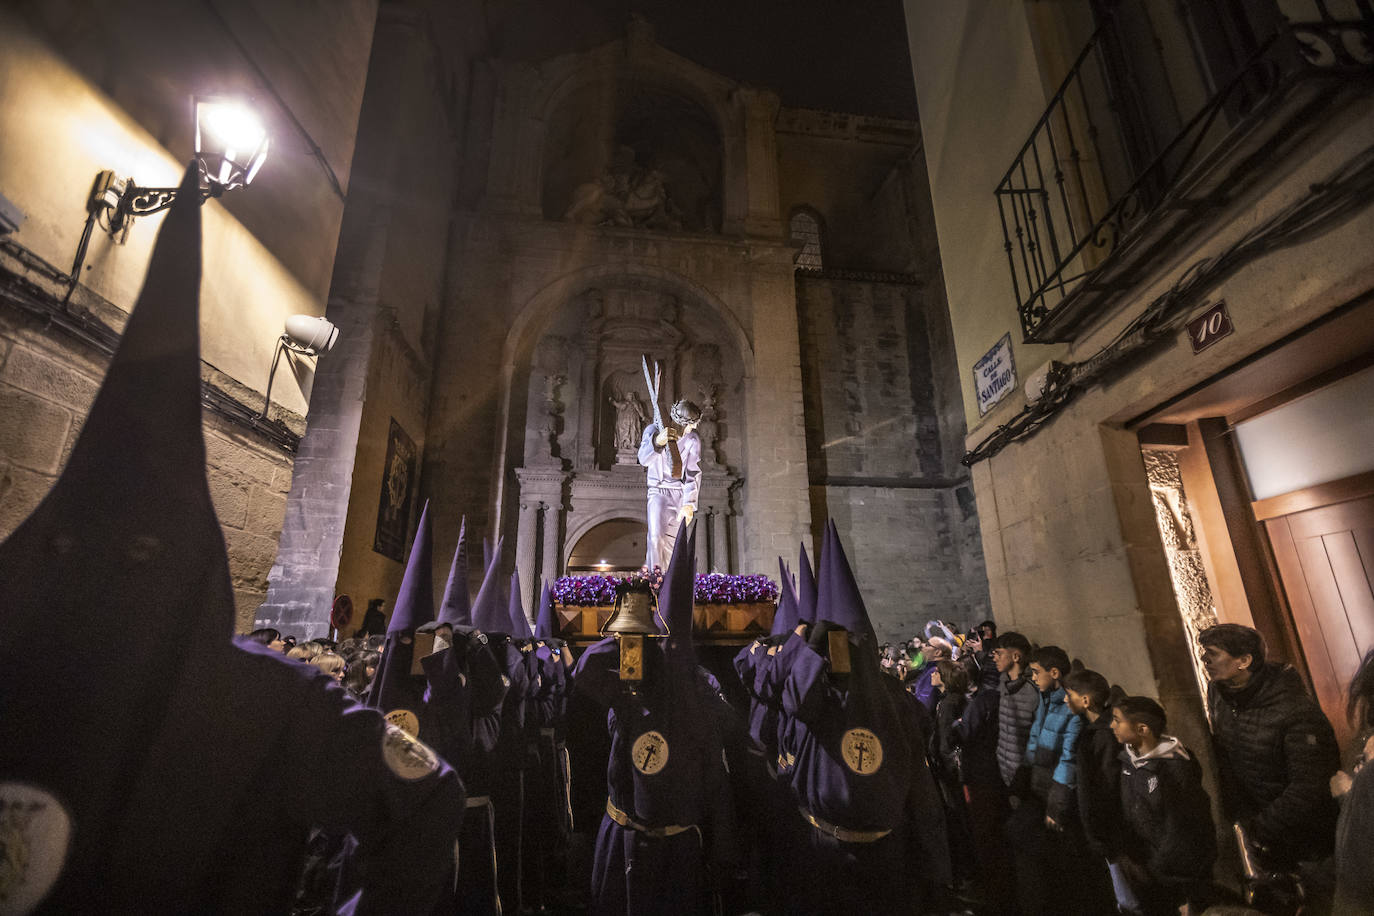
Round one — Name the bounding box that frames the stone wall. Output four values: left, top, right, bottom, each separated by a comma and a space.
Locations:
0, 306, 293, 633
775, 109, 922, 274
1, 0, 380, 636
796, 276, 942, 479
902, 3, 1068, 431
0, 3, 376, 418
258, 3, 463, 638
796, 273, 989, 638
817, 484, 986, 640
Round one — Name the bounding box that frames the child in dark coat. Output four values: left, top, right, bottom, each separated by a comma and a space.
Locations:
1062, 668, 1123, 862
1109, 696, 1217, 916
952, 643, 1015, 907
931, 659, 976, 888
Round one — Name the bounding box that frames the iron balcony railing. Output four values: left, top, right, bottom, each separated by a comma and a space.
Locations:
997, 5, 1374, 342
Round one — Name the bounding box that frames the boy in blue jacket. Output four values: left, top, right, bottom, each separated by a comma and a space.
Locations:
1007, 646, 1113, 914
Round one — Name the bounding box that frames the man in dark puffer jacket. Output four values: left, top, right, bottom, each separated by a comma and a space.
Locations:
994, 631, 1039, 793
1200, 624, 1340, 870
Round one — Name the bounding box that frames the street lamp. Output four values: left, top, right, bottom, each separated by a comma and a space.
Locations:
65, 96, 270, 301
195, 97, 270, 194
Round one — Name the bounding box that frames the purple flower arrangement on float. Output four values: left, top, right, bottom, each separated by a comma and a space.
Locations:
694, 572, 778, 604
553, 568, 778, 606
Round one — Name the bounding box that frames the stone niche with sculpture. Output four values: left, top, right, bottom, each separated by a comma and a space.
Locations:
542, 78, 723, 234
513, 280, 743, 602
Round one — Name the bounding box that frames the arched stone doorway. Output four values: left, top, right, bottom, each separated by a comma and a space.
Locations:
566, 517, 648, 573
507, 274, 744, 603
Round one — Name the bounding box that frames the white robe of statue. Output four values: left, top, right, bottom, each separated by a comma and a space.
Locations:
637, 423, 701, 571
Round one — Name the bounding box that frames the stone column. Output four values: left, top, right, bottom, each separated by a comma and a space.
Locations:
517, 466, 567, 603
695, 512, 709, 573
515, 498, 539, 615
540, 502, 561, 589
741, 249, 812, 574
577, 328, 598, 469
711, 510, 731, 574
257, 7, 432, 638
734, 86, 784, 238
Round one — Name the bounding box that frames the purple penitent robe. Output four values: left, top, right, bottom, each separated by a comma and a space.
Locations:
574, 638, 737, 916
779, 632, 952, 914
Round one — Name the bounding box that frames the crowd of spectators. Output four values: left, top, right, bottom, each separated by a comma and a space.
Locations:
240, 612, 1374, 916
882, 620, 1373, 916
244, 628, 384, 699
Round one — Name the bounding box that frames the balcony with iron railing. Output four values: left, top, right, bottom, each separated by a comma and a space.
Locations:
997, 4, 1374, 343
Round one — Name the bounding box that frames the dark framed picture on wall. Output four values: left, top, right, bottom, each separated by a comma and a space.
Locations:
374, 418, 417, 561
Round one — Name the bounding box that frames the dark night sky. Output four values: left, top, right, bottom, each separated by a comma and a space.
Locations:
484, 0, 919, 120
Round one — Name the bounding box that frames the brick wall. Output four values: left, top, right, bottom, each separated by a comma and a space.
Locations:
0, 306, 294, 632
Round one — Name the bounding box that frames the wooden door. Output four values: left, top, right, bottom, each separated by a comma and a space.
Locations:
1262, 488, 1374, 756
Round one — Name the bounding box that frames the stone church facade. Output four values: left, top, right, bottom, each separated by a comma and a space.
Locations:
259, 16, 988, 639
0, 4, 986, 641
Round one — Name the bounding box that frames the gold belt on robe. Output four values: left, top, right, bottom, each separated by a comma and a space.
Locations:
605, 798, 699, 839
799, 807, 892, 843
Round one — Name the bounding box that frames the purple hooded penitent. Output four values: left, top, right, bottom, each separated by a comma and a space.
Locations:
661, 518, 698, 670
368, 500, 435, 714
797, 540, 818, 624
815, 520, 874, 642
388, 501, 435, 634
534, 581, 558, 639
0, 162, 467, 914
470, 536, 509, 634
437, 515, 471, 626
581, 516, 737, 915
769, 557, 800, 637
0, 163, 230, 906
507, 571, 534, 639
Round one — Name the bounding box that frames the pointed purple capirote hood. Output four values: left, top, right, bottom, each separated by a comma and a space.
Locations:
815, 520, 874, 641
535, 580, 558, 639
368, 501, 435, 713
438, 516, 471, 626
662, 519, 697, 665
507, 571, 533, 638
770, 557, 800, 636
797, 540, 818, 623
0, 164, 240, 867
470, 535, 509, 633
387, 500, 435, 633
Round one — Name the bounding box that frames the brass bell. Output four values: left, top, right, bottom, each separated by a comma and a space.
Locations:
602, 582, 666, 636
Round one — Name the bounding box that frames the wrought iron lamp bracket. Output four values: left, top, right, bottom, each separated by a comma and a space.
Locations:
112, 181, 217, 232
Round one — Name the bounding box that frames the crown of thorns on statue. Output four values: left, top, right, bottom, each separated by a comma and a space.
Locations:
670, 399, 701, 426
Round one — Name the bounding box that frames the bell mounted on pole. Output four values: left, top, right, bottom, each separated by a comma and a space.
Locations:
602, 577, 667, 637
603, 575, 668, 687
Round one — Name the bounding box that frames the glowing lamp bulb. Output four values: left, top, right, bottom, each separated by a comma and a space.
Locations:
195, 97, 270, 191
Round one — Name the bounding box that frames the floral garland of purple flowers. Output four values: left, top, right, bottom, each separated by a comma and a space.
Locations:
553, 569, 779, 606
